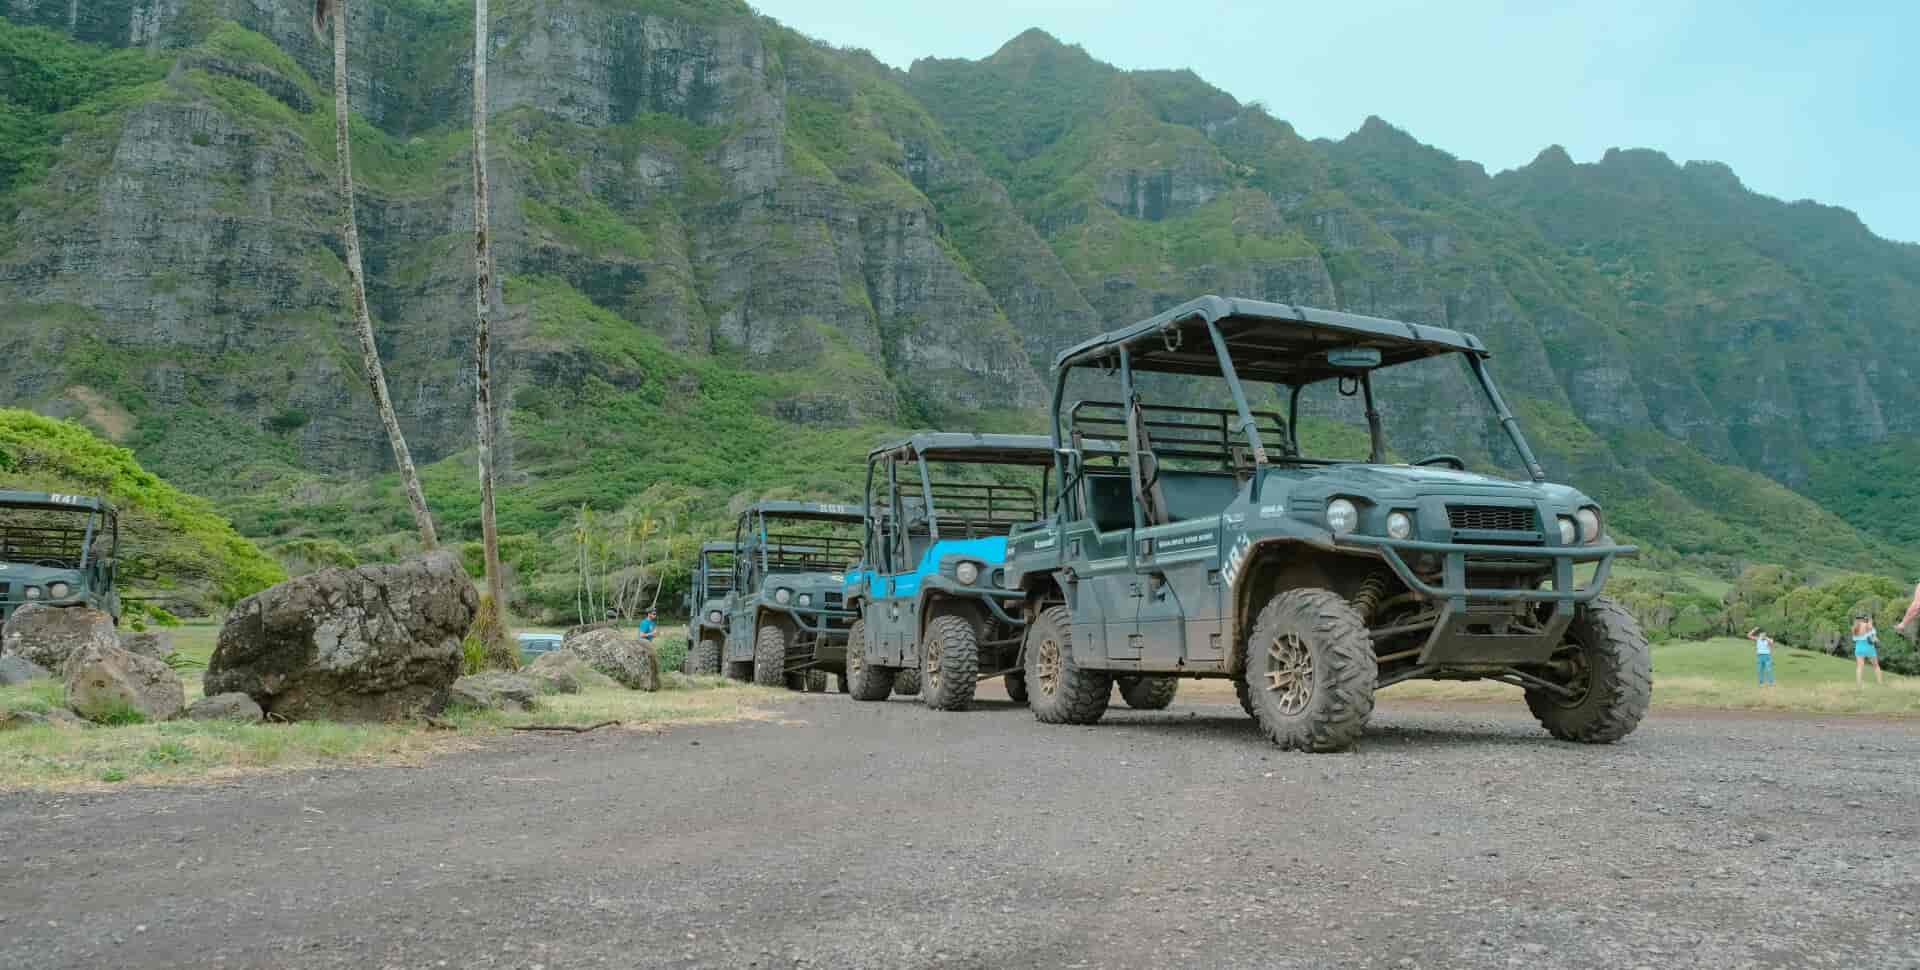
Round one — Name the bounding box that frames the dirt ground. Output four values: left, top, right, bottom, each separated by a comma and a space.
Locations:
4, 683, 1918, 969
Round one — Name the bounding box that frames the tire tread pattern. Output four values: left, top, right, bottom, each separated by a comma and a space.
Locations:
1245, 589, 1376, 752
923, 612, 980, 711
753, 623, 788, 687
1525, 596, 1652, 744
1026, 605, 1111, 725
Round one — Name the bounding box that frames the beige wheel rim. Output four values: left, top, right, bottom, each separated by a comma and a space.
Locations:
1034, 636, 1061, 696
925, 635, 943, 693
1265, 632, 1314, 715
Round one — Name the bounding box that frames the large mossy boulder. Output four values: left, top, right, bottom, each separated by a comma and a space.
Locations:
566, 629, 659, 691
522, 650, 620, 694
204, 552, 477, 722
2, 604, 119, 673
64, 642, 185, 723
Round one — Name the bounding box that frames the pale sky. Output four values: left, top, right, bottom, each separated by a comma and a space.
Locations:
751, 0, 1919, 244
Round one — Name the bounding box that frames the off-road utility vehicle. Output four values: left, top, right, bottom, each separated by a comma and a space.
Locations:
724, 501, 865, 692
846, 433, 1139, 711
1005, 296, 1649, 751
0, 491, 121, 624
683, 541, 736, 675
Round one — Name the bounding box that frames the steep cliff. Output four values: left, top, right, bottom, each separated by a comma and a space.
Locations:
1, 6, 1915, 595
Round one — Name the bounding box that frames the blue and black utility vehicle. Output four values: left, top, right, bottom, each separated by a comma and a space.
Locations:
844, 433, 1090, 710
1004, 296, 1649, 751
724, 501, 865, 692
682, 541, 736, 675
0, 491, 121, 624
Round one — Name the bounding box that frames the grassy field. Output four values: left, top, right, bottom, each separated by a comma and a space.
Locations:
1382, 637, 1920, 716
0, 622, 778, 790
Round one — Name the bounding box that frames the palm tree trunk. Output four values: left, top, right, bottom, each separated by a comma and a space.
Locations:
326, 0, 438, 550
470, 0, 513, 666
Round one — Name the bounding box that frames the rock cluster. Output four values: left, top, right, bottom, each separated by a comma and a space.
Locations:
2, 604, 119, 673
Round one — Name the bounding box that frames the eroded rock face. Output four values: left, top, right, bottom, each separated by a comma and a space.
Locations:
565, 629, 659, 691
448, 672, 539, 712
184, 692, 265, 723
64, 642, 185, 723
204, 553, 477, 722
2, 605, 119, 674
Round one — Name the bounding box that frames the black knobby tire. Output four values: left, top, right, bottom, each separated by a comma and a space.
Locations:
1116, 675, 1179, 710
805, 670, 830, 693
725, 660, 754, 683
1025, 605, 1110, 725
1004, 672, 1029, 706
686, 636, 723, 676
1525, 596, 1652, 744
753, 623, 789, 688
1233, 678, 1256, 719
892, 667, 922, 697
922, 612, 982, 711
1243, 589, 1376, 752
845, 620, 894, 701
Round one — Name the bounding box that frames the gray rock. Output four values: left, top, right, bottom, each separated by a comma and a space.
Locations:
2, 604, 119, 673
448, 672, 539, 712
119, 630, 176, 661
0, 707, 89, 731
565, 629, 660, 691
0, 654, 52, 686
184, 692, 265, 723
64, 642, 186, 724
204, 552, 478, 722
522, 650, 621, 694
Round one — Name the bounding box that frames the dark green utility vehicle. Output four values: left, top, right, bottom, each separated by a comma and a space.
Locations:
1005, 297, 1649, 751
683, 541, 736, 675
724, 501, 865, 692
0, 491, 121, 623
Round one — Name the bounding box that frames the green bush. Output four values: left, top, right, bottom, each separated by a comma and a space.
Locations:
653, 636, 688, 675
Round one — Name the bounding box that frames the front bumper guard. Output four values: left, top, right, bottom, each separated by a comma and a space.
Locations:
1333, 535, 1637, 667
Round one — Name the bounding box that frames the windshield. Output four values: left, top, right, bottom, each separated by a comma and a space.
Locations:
0, 504, 112, 569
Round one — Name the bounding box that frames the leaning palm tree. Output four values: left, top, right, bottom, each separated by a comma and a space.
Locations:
469, 0, 514, 667
313, 0, 439, 550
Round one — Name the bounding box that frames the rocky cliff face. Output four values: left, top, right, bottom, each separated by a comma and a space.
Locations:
1, 7, 1915, 567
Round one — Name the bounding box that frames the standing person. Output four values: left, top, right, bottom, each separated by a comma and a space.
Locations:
1852, 614, 1884, 687
1896, 580, 1920, 638
1747, 627, 1776, 688
638, 608, 658, 646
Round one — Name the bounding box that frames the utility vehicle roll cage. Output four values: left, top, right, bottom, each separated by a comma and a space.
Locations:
861, 433, 1056, 576
0, 491, 118, 569
731, 501, 866, 585
1048, 295, 1550, 490
696, 542, 736, 595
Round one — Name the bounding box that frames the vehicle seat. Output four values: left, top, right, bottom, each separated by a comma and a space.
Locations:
1128, 401, 1171, 527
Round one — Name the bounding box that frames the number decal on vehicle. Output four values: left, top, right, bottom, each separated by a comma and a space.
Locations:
1220, 534, 1252, 590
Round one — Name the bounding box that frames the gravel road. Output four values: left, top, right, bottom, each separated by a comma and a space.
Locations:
4, 686, 1918, 969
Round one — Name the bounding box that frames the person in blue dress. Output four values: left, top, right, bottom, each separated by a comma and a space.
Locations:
1851, 614, 1883, 687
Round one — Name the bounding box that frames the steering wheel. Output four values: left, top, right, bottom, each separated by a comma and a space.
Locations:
1412, 454, 1468, 471
31, 558, 71, 568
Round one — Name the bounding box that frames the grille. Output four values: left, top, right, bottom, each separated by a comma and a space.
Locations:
824, 592, 844, 609
1447, 505, 1536, 533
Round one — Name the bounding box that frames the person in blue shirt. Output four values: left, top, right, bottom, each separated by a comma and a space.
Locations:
1746, 627, 1775, 688
1852, 614, 1883, 688
638, 608, 658, 645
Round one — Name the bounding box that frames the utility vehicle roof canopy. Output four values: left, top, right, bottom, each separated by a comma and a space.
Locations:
745, 500, 866, 523
869, 432, 1056, 466
1053, 296, 1487, 385
0, 491, 115, 513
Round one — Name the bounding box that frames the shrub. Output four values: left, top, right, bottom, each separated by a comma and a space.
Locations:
653, 636, 688, 675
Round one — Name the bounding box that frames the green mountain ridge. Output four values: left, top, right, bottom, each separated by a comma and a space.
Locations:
0, 5, 1914, 618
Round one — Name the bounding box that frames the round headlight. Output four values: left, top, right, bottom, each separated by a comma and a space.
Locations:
24, 586, 42, 600
774, 588, 791, 605
48, 582, 71, 599
1575, 507, 1603, 545
956, 561, 981, 585
1325, 498, 1359, 535
797, 593, 813, 608
708, 610, 723, 624
1557, 516, 1578, 546
1385, 511, 1414, 540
